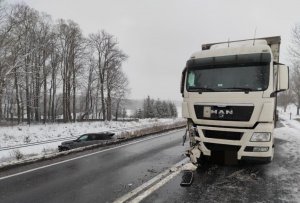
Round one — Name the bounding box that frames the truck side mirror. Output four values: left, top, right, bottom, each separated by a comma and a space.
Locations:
277, 65, 289, 92
180, 68, 187, 96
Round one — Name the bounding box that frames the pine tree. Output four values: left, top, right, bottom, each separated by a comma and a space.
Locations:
134, 108, 143, 119
141, 96, 178, 118
121, 108, 127, 119
154, 99, 163, 118
168, 102, 174, 117
161, 101, 170, 118
143, 96, 155, 118
171, 102, 178, 117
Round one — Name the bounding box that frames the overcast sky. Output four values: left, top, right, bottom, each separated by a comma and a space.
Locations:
8, 0, 300, 101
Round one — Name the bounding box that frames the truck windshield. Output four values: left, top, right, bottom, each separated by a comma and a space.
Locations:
187, 64, 270, 92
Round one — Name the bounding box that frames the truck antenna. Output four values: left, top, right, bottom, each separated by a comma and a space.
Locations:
253, 27, 257, 45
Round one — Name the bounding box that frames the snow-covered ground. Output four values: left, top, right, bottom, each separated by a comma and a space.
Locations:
271, 121, 300, 201
0, 118, 182, 148
271, 105, 300, 202
0, 118, 184, 165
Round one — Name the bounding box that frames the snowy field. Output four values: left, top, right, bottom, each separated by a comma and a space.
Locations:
0, 118, 183, 148
0, 118, 184, 165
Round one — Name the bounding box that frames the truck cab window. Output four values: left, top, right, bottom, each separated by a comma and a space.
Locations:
188, 71, 196, 87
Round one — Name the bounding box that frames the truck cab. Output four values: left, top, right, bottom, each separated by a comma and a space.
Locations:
181, 36, 289, 165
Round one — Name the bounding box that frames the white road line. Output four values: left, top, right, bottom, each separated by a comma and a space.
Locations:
0, 129, 184, 181
130, 169, 182, 203
113, 158, 189, 203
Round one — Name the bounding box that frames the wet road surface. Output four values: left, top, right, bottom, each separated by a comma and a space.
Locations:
0, 129, 187, 203
143, 129, 300, 203
1, 122, 300, 203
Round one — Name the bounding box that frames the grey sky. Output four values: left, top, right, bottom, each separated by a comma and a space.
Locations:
9, 0, 300, 101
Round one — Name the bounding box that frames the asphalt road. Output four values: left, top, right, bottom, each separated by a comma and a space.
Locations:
0, 129, 187, 203
1, 123, 299, 203
143, 127, 300, 203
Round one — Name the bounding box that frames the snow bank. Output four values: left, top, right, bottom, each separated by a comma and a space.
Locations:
0, 118, 182, 148
0, 118, 185, 166
270, 113, 300, 201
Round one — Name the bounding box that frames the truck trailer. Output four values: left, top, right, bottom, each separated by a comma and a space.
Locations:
181, 36, 289, 165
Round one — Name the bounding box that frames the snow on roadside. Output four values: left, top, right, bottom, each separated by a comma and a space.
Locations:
270, 112, 300, 201
0, 118, 182, 148
0, 118, 184, 165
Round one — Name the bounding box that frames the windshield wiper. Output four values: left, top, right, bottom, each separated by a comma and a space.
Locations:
189, 87, 216, 93
223, 87, 254, 93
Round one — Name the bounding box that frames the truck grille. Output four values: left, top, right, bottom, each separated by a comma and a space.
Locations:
203, 130, 243, 140
194, 105, 254, 121
204, 143, 241, 152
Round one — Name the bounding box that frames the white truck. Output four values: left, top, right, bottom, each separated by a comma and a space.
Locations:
181, 36, 289, 165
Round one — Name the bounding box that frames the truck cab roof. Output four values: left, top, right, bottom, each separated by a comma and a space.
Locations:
190, 36, 280, 63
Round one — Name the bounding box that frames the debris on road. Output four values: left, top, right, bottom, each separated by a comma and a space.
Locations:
180, 170, 194, 187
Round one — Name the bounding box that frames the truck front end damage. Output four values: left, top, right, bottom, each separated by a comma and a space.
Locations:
181, 36, 289, 166
185, 119, 275, 165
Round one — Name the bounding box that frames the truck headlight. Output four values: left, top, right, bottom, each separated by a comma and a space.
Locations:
250, 132, 271, 142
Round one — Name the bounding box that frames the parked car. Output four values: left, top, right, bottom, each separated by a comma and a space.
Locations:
58, 132, 115, 152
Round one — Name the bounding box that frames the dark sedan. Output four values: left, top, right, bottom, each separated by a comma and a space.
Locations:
58, 132, 114, 151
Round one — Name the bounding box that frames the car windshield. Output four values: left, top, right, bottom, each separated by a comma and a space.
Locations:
187, 64, 270, 92
78, 135, 88, 141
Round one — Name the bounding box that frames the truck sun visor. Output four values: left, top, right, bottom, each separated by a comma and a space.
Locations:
186, 53, 271, 68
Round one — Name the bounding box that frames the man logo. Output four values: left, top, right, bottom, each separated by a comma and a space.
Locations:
211, 109, 233, 119
203, 106, 233, 119
218, 110, 225, 118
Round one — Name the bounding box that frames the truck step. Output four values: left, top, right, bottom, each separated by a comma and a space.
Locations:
180, 170, 193, 187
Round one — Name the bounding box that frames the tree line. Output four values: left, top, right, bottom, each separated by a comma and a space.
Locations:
278, 23, 300, 115
0, 2, 129, 124
134, 96, 178, 119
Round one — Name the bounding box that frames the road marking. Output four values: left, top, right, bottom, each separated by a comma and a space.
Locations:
113, 158, 189, 203
0, 129, 184, 181
131, 169, 182, 203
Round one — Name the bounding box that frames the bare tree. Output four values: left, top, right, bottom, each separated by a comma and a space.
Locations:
2, 4, 40, 124
111, 69, 130, 121
0, 2, 130, 124
290, 62, 300, 115
277, 89, 294, 112
88, 31, 108, 120
88, 30, 128, 121
81, 56, 97, 120
106, 58, 128, 121
289, 24, 300, 115
0, 2, 15, 120
48, 32, 60, 122
56, 19, 83, 122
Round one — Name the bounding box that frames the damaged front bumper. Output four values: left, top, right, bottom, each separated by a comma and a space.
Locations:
185, 122, 274, 164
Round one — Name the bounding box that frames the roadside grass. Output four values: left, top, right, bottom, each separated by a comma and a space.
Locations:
11, 149, 24, 160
